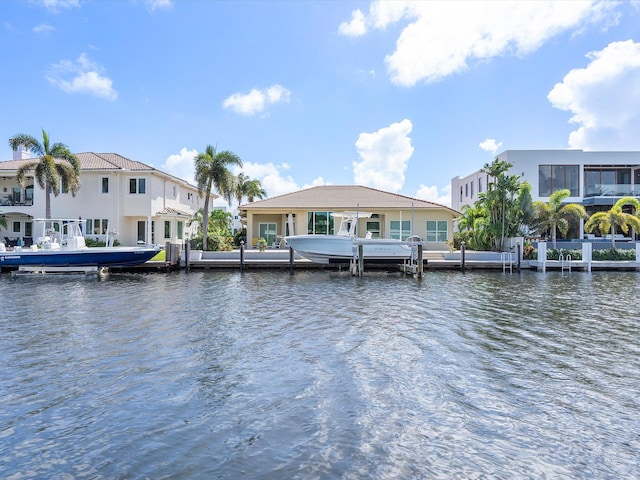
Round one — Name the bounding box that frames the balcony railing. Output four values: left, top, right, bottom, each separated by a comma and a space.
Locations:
0, 194, 33, 206
583, 184, 640, 197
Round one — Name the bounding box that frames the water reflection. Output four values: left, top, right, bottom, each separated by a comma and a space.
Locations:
1, 270, 639, 478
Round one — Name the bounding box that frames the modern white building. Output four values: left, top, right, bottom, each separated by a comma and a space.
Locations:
452, 149, 640, 213
0, 150, 214, 247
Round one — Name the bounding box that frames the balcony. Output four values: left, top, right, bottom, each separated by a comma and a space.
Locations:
0, 194, 33, 207
583, 184, 640, 206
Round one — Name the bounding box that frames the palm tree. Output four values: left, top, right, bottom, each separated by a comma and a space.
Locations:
533, 189, 587, 248
584, 196, 640, 248
234, 174, 266, 206
194, 145, 242, 250
8, 129, 80, 220
244, 179, 266, 203
234, 173, 249, 206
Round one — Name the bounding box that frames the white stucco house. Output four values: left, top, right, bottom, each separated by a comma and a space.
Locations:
0, 148, 214, 247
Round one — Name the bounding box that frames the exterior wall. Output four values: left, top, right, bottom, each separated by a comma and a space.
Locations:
245, 207, 456, 250
1, 166, 204, 246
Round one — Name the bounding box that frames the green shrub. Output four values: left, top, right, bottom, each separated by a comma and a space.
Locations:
85, 238, 120, 247
547, 249, 582, 260
592, 248, 636, 261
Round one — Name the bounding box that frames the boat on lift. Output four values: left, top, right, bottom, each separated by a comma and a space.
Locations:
0, 218, 162, 271
284, 211, 415, 264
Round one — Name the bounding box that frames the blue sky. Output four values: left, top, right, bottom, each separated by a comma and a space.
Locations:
2, 0, 640, 208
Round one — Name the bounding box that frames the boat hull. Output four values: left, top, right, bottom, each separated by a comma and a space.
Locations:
285, 235, 412, 264
0, 246, 161, 268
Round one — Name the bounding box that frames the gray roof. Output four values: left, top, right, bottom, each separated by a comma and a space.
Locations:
242, 185, 458, 214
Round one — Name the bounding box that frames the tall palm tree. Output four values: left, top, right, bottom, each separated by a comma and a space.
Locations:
193, 145, 242, 250
245, 179, 266, 203
585, 196, 640, 248
533, 189, 587, 248
8, 129, 80, 220
234, 173, 249, 206
234, 174, 266, 206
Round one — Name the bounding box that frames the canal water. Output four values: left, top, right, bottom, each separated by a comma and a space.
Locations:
1, 269, 639, 479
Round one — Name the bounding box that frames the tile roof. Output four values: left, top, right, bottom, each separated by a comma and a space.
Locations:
0, 152, 154, 172
241, 185, 458, 213
156, 207, 192, 217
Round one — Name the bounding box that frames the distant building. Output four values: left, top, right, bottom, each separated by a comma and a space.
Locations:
451, 149, 640, 239
0, 151, 215, 246
240, 185, 460, 249
452, 149, 640, 211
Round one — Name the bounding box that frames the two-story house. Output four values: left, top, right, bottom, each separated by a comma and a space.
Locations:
0, 149, 214, 247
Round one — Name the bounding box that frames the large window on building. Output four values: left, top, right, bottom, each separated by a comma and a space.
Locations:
584, 167, 633, 196
390, 220, 411, 240
307, 211, 334, 235
426, 220, 448, 242
539, 165, 579, 197
101, 177, 109, 194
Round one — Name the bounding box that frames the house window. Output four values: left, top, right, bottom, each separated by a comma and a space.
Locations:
465, 183, 469, 197
12, 221, 20, 233
177, 221, 184, 240
187, 192, 193, 202
173, 186, 177, 198
164, 221, 171, 239
426, 220, 448, 242
539, 165, 579, 197
307, 211, 334, 235
101, 177, 109, 194
390, 220, 411, 240
366, 220, 380, 238
478, 178, 483, 193
129, 178, 146, 194
471, 181, 475, 198
86, 219, 109, 235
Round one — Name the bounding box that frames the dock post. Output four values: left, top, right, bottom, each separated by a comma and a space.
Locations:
417, 244, 423, 278
240, 241, 245, 271
461, 241, 466, 272
358, 244, 364, 277
289, 246, 295, 274
517, 242, 521, 273
185, 240, 191, 270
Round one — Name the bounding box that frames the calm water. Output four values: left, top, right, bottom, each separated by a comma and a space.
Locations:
1, 269, 639, 479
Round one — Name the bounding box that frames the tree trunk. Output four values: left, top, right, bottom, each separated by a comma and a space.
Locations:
201, 178, 213, 251
611, 224, 616, 249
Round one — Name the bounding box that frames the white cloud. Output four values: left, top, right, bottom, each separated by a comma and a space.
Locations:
416, 184, 451, 207
338, 9, 367, 37
144, 0, 173, 11
236, 161, 299, 200
42, 0, 79, 12
479, 138, 503, 154
548, 40, 640, 150
352, 119, 414, 192
223, 84, 291, 116
47, 53, 118, 100
33, 23, 55, 34
302, 176, 331, 189
341, 1, 619, 86
162, 147, 198, 185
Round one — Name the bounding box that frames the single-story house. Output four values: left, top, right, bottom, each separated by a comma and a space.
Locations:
240, 185, 460, 250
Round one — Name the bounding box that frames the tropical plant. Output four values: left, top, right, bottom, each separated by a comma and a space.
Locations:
189, 208, 234, 251
532, 189, 587, 248
8, 129, 81, 219
584, 196, 640, 248
0, 215, 7, 230
455, 158, 531, 251
194, 145, 242, 250
234, 173, 267, 206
